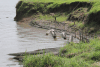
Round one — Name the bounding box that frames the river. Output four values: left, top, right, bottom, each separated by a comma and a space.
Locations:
0, 0, 66, 67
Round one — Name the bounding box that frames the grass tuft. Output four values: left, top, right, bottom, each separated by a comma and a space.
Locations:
23, 39, 100, 67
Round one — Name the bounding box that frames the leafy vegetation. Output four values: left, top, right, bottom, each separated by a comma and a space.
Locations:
35, 13, 67, 22
23, 54, 92, 67
90, 2, 100, 13
18, 0, 100, 23
21, 0, 99, 3
23, 38, 100, 67
16, 0, 100, 67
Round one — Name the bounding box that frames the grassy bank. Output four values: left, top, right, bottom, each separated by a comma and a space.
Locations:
21, 0, 98, 3
14, 0, 100, 34
20, 0, 100, 13
23, 38, 100, 67
15, 0, 100, 67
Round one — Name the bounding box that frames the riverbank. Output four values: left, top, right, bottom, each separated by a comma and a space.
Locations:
23, 38, 100, 67
15, 0, 100, 38
13, 0, 100, 67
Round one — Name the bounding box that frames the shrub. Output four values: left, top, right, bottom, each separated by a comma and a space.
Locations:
23, 54, 64, 67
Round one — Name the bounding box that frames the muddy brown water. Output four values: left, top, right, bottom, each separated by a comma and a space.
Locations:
0, 0, 66, 67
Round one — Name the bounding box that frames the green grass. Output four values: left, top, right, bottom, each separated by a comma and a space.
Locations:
23, 54, 65, 67
18, 0, 100, 27
20, 0, 100, 14
23, 53, 95, 67
36, 14, 67, 22
59, 38, 100, 61
19, 0, 100, 21
56, 16, 67, 22
38, 14, 54, 20
68, 21, 85, 28
76, 22, 85, 28
18, 0, 100, 66
90, 2, 100, 13
21, 0, 99, 3
23, 39, 100, 67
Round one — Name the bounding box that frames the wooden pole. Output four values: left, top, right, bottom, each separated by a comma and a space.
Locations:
74, 21, 75, 25
55, 17, 56, 21
82, 29, 83, 42
79, 30, 81, 41
75, 29, 76, 38
69, 35, 73, 43
64, 23, 65, 31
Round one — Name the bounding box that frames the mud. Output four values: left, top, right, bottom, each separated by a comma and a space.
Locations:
31, 20, 90, 42
88, 11, 100, 24
8, 47, 60, 61
67, 7, 89, 23
48, 2, 91, 13
14, 1, 92, 21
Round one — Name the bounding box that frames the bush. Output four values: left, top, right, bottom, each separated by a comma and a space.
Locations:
23, 54, 64, 67
23, 53, 92, 67
91, 51, 100, 61
23, 39, 100, 67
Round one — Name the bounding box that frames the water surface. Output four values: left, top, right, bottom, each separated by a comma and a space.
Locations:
0, 0, 66, 67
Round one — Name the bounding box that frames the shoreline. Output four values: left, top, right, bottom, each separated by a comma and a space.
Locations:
11, 0, 100, 66
8, 47, 60, 61
15, 1, 100, 38
12, 0, 97, 61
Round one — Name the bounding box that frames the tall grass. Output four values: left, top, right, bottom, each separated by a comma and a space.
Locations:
23, 53, 93, 67
23, 54, 65, 67
37, 14, 67, 22
59, 38, 100, 61
90, 2, 100, 13
23, 38, 100, 67
20, 0, 100, 17
19, 0, 100, 18
19, 1, 100, 66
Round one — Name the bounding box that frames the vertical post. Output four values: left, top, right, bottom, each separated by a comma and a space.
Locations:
69, 35, 73, 43
68, 27, 69, 32
71, 35, 73, 42
85, 28, 88, 42
75, 29, 76, 38
74, 21, 76, 38
55, 17, 56, 21
95, 33, 97, 38
74, 21, 75, 25
55, 22, 56, 29
79, 29, 81, 41
85, 29, 86, 42
82, 29, 83, 42
55, 17, 57, 29
64, 23, 65, 31
63, 23, 65, 31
